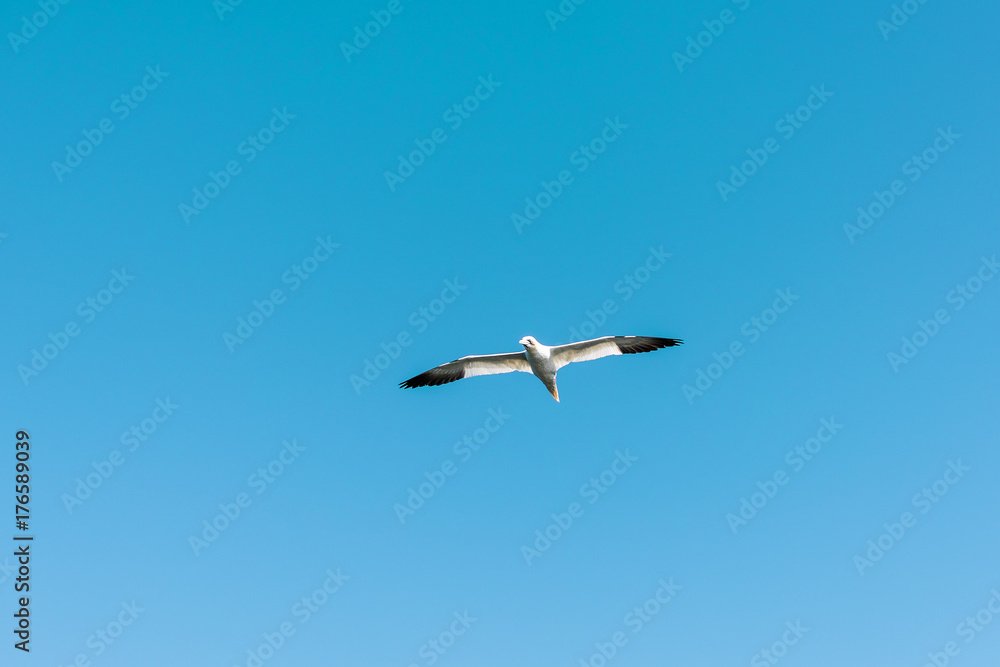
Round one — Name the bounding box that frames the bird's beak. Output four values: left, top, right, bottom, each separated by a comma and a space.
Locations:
519, 337, 530, 346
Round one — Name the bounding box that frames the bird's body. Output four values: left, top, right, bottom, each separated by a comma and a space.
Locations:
400, 335, 682, 401
522, 338, 560, 401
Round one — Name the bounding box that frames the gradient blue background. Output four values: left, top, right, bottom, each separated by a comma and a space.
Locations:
2, 0, 999, 665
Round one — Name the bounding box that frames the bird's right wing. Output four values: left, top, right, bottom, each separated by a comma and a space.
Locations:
399, 351, 531, 388
551, 336, 683, 369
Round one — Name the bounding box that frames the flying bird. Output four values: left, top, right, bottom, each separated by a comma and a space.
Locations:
399, 335, 683, 401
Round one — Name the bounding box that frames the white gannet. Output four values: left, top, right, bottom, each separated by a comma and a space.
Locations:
400, 335, 683, 401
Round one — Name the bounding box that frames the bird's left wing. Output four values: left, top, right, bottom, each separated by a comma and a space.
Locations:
550, 336, 683, 369
399, 351, 531, 388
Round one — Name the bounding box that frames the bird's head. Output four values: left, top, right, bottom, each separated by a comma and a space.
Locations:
519, 335, 537, 348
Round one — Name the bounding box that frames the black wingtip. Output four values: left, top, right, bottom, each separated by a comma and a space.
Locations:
399, 373, 425, 389
613, 336, 684, 354
399, 366, 464, 389
657, 337, 682, 347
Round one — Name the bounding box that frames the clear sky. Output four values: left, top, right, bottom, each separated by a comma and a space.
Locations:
2, 0, 999, 665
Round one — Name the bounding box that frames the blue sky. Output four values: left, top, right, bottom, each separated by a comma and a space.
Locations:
2, 0, 999, 665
